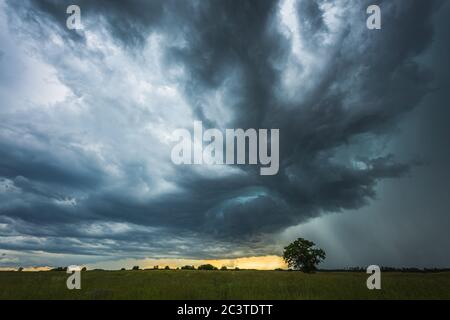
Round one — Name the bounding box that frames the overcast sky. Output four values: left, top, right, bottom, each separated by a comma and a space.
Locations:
1, 0, 449, 269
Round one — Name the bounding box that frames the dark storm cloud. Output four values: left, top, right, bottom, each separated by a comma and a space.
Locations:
0, 0, 446, 262
6, 0, 168, 45
146, 0, 437, 236
0, 134, 104, 190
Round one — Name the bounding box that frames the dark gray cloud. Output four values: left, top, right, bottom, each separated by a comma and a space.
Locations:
0, 0, 448, 267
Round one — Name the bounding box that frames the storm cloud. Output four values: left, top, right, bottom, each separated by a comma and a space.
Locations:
0, 0, 448, 267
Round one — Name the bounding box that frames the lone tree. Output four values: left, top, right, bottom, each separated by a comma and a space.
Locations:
283, 238, 325, 273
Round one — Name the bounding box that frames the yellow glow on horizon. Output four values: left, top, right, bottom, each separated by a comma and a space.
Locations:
138, 255, 287, 270
0, 256, 287, 271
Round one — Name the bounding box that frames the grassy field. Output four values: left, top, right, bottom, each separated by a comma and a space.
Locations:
1, 270, 449, 300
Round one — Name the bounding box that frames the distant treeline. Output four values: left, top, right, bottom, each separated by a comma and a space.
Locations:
316, 267, 450, 273
49, 266, 87, 271
41, 266, 450, 273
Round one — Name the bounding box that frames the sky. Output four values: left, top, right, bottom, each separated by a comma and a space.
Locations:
0, 0, 449, 270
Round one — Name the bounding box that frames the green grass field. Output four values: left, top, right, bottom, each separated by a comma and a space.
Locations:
1, 270, 449, 300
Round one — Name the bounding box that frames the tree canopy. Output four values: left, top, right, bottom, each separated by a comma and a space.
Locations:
283, 238, 326, 273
